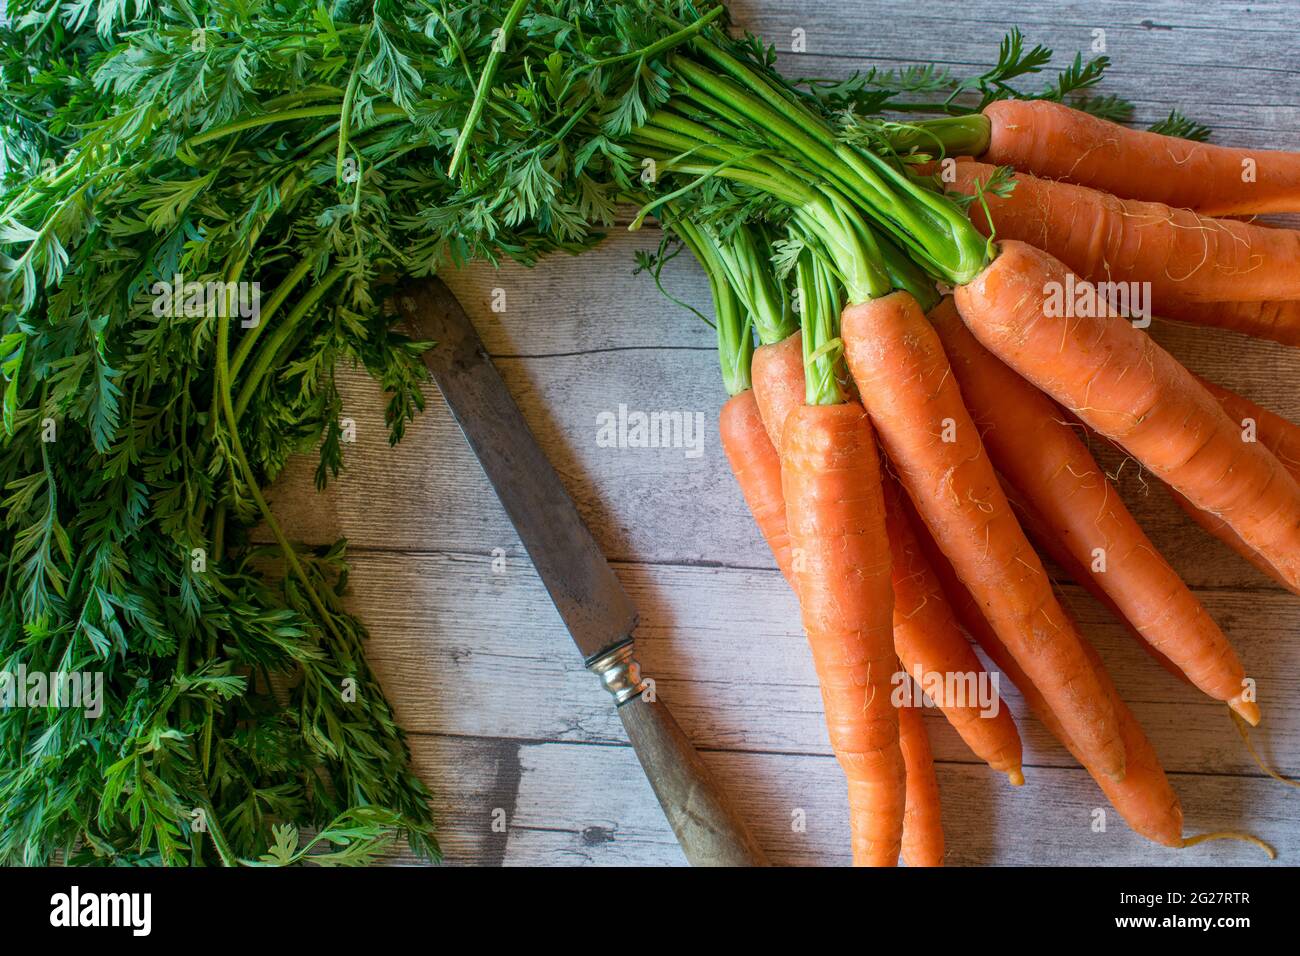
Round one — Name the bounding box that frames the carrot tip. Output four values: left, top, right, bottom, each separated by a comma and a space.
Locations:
1228, 697, 1261, 727
1229, 707, 1300, 790
1180, 831, 1277, 861
1006, 768, 1025, 787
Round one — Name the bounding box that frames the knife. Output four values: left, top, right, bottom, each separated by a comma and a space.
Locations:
396, 278, 768, 867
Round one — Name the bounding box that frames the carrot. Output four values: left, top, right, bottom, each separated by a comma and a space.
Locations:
979, 99, 1300, 217
898, 701, 945, 867
955, 240, 1300, 595
907, 502, 1184, 847
706, 219, 905, 865
1167, 377, 1300, 594
751, 332, 805, 450
883, 475, 1025, 783
944, 159, 1300, 303
1152, 298, 1300, 349
1199, 376, 1300, 474
1000, 477, 1194, 688
749, 315, 1025, 780
996, 625, 1185, 848
1174, 486, 1292, 580
720, 388, 794, 583
781, 401, 905, 866
929, 297, 1256, 721
841, 290, 1126, 780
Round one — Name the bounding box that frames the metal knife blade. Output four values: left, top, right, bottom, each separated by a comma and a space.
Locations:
396, 278, 638, 663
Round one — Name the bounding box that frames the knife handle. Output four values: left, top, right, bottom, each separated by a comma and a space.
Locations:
590, 644, 769, 867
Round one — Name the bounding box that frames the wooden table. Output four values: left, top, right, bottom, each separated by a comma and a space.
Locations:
267, 0, 1300, 865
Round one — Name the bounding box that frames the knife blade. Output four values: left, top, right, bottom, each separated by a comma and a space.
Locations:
396, 278, 768, 867
396, 278, 636, 664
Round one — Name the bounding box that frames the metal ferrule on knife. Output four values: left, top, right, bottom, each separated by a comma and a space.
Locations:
587, 642, 649, 705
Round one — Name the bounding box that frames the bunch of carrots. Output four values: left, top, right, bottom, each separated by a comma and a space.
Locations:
664, 95, 1300, 866
9, 0, 1290, 867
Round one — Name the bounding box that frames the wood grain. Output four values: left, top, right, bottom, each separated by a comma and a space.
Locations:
265, 1, 1300, 866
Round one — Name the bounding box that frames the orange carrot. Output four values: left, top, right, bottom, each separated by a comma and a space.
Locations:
720, 389, 794, 583
1199, 376, 1300, 474
751, 332, 805, 450
1170, 376, 1300, 594
945, 159, 1300, 303
749, 324, 1024, 780
1000, 477, 1194, 688
909, 505, 1184, 847
955, 240, 1300, 595
898, 701, 945, 867
842, 290, 1126, 780
883, 475, 1025, 783
1171, 492, 1298, 594
1153, 298, 1300, 349
781, 402, 905, 866
929, 298, 1255, 721
980, 99, 1300, 217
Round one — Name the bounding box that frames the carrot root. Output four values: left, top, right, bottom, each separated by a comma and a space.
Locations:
946, 159, 1300, 305
782, 401, 905, 866
912, 503, 1185, 848
883, 474, 1025, 781
1229, 710, 1298, 788
930, 295, 1248, 706
720, 389, 794, 583
899, 701, 945, 867
843, 290, 1126, 781
751, 332, 804, 451
982, 98, 1300, 217
1179, 831, 1276, 860
955, 240, 1300, 595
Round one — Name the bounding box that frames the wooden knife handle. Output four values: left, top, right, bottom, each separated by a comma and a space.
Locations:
590, 642, 767, 866
617, 693, 770, 867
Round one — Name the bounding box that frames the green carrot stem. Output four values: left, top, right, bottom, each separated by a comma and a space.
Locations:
791, 188, 891, 305
629, 125, 810, 204
182, 105, 405, 151
877, 231, 941, 311
336, 24, 375, 187
709, 223, 796, 346
195, 795, 238, 866
229, 254, 318, 381
585, 4, 726, 72
796, 250, 845, 406
215, 309, 346, 655
233, 266, 346, 421
634, 124, 891, 309
887, 114, 992, 157
686, 33, 839, 151
670, 214, 754, 396
416, 0, 475, 81
260, 86, 347, 111
629, 147, 776, 230
447, 0, 531, 178
667, 51, 989, 283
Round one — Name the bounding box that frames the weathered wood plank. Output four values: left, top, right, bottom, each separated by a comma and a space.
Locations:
343, 550, 1300, 781
724, 1, 1300, 145
730, 0, 1300, 39
394, 734, 1294, 866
